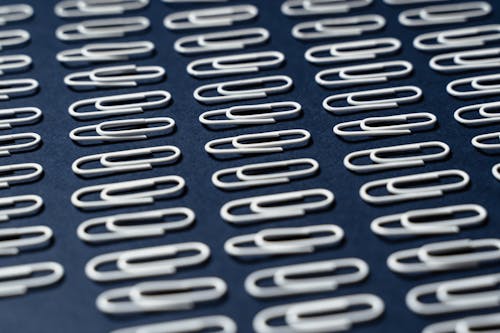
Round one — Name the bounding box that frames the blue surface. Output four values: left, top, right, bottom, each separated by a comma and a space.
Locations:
0, 0, 499, 332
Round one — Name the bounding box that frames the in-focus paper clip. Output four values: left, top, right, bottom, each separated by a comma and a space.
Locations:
454, 101, 500, 125
447, 73, 500, 98
245, 258, 368, 298
0, 194, 43, 222
55, 0, 149, 18
78, 207, 195, 243
0, 78, 38, 100
399, 2, 491, 27
471, 131, 500, 152
0, 163, 43, 188
360, 169, 470, 204
430, 47, 500, 73
57, 41, 155, 64
282, 0, 373, 17
0, 226, 52, 256
0, 132, 41, 156
164, 5, 258, 30
111, 316, 237, 333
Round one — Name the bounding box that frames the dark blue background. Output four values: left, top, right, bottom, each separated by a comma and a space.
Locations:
0, 1, 499, 332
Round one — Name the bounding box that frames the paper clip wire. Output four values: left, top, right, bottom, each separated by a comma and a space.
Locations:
0, 195, 43, 222
111, 316, 237, 333
0, 30, 30, 50
0, 4, 33, 25
282, 0, 373, 17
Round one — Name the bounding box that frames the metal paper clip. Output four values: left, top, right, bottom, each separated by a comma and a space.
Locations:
0, 4, 33, 25
292, 14, 385, 40
414, 24, 500, 52
221, 188, 334, 224
162, 0, 229, 2
360, 169, 470, 204
0, 55, 31, 75
0, 132, 41, 156
68, 90, 171, 119
56, 16, 150, 41
194, 75, 293, 105
0, 107, 41, 129
344, 141, 449, 173
55, 0, 149, 18
187, 51, 284, 78
406, 272, 500, 315
371, 204, 487, 238
323, 85, 422, 114
0, 226, 52, 256
224, 224, 344, 257
174, 27, 269, 55
384, 0, 447, 4
423, 312, 500, 333
0, 261, 64, 298
72, 145, 180, 177
282, 0, 373, 17
111, 316, 237, 333
253, 294, 384, 333
388, 238, 500, 274
71, 175, 185, 209
0, 78, 38, 100
334, 112, 437, 138
199, 101, 302, 128
399, 2, 491, 27
316, 60, 413, 88
164, 5, 258, 30
305, 38, 401, 65
430, 47, 500, 73
64, 64, 164, 88
455, 101, 500, 126
493, 163, 500, 181
245, 258, 368, 298
212, 158, 318, 190
0, 163, 43, 188
78, 207, 194, 243
86, 242, 209, 282
471, 131, 500, 151
447, 73, 500, 98
0, 194, 43, 222
0, 30, 30, 50
205, 129, 310, 156
57, 41, 155, 64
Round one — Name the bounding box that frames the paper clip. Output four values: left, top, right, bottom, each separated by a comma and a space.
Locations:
305, 38, 401, 65
221, 188, 334, 224
493, 163, 500, 181
68, 90, 171, 119
413, 24, 500, 52
111, 316, 237, 333
315, 60, 413, 88
281, 0, 373, 17
164, 5, 258, 30
371, 204, 487, 238
174, 27, 269, 55
194, 75, 293, 105
360, 169, 470, 204
0, 55, 31, 75
344, 141, 449, 173
212, 158, 318, 190
323, 85, 422, 114
0, 107, 41, 130
455, 101, 500, 126
0, 78, 38, 100
56, 16, 150, 41
0, 226, 52, 256
162, 0, 229, 2
384, 0, 447, 4
245, 258, 368, 298
199, 101, 302, 128
0, 4, 33, 25
0, 194, 43, 222
399, 2, 491, 27
423, 312, 500, 333
447, 73, 500, 98
55, 0, 149, 18
78, 207, 195, 243
292, 14, 385, 40
71, 175, 185, 209
471, 131, 500, 151
72, 145, 180, 177
205, 129, 310, 156
57, 41, 155, 65
430, 47, 500, 73
64, 64, 165, 88
406, 272, 500, 315
0, 261, 64, 298
224, 224, 344, 257
0, 30, 30, 50
86, 242, 209, 282
0, 163, 43, 189
334, 112, 437, 138
253, 294, 384, 333
0, 132, 41, 156
187, 51, 285, 78
388, 238, 500, 274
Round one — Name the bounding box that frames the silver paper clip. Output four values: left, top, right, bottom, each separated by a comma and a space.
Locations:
111, 316, 237, 333
447, 73, 500, 98
0, 194, 43, 222
57, 41, 155, 64
471, 131, 500, 151
423, 312, 500, 333
0, 30, 30, 50
430, 47, 500, 73
399, 2, 491, 27
0, 163, 43, 188
55, 0, 149, 18
0, 4, 33, 25
0, 78, 38, 100
0, 107, 43, 130
0, 132, 41, 156
0, 226, 52, 256
282, 0, 373, 17
454, 101, 500, 126
0, 55, 31, 75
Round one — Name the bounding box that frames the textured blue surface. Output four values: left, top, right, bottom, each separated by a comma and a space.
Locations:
0, 0, 499, 332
